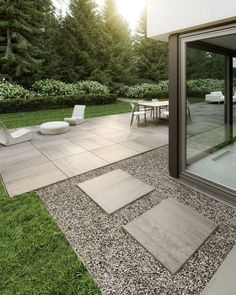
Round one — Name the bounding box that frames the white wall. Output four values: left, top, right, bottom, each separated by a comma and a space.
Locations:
147, 0, 236, 41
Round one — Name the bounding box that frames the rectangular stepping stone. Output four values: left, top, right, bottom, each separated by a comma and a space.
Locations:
201, 245, 236, 295
78, 169, 155, 214
123, 198, 218, 274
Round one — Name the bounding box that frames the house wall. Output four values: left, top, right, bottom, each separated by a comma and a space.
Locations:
147, 0, 236, 41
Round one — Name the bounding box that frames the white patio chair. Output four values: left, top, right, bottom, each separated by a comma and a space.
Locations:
0, 122, 33, 146
205, 91, 224, 103
64, 105, 86, 125
160, 108, 169, 118
138, 99, 153, 117
130, 103, 146, 126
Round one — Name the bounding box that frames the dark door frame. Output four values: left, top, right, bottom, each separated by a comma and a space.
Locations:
168, 25, 236, 206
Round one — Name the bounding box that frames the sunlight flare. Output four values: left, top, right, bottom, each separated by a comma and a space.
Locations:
115, 0, 146, 31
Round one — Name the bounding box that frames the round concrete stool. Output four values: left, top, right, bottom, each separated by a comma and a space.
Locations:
40, 121, 69, 135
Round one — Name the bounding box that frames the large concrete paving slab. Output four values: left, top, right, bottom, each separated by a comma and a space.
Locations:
2, 162, 67, 197
74, 135, 113, 151
53, 152, 108, 177
78, 169, 155, 214
124, 198, 218, 274
39, 141, 86, 160
92, 143, 139, 163
201, 245, 236, 295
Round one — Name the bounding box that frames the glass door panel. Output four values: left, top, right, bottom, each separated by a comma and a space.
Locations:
184, 34, 236, 191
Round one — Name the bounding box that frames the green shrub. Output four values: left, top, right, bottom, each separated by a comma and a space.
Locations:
187, 79, 224, 97
125, 81, 169, 99
122, 79, 225, 99
76, 81, 109, 95
144, 90, 169, 100
0, 80, 34, 100
32, 79, 84, 96
32, 80, 109, 97
0, 94, 117, 113
109, 84, 130, 96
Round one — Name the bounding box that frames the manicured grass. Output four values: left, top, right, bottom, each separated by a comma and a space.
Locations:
0, 101, 131, 129
188, 97, 205, 104
0, 183, 101, 295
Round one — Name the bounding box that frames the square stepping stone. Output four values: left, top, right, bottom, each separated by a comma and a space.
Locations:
78, 169, 155, 214
123, 198, 218, 274
201, 245, 236, 295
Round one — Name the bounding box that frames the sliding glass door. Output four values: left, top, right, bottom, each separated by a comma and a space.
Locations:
181, 27, 236, 192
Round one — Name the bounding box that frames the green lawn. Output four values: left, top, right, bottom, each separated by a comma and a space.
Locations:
0, 101, 131, 129
188, 97, 205, 104
0, 183, 101, 295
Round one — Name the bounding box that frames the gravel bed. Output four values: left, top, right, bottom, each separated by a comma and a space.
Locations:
38, 145, 236, 295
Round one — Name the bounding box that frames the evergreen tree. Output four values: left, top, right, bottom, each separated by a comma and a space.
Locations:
35, 1, 62, 81
133, 9, 168, 83
57, 0, 106, 82
186, 47, 225, 80
0, 0, 43, 83
103, 0, 133, 85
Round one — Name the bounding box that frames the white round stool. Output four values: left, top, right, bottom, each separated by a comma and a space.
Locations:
40, 121, 69, 135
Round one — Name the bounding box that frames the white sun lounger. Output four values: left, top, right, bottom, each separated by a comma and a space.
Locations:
0, 122, 33, 146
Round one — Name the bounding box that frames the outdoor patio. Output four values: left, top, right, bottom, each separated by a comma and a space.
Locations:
0, 113, 168, 197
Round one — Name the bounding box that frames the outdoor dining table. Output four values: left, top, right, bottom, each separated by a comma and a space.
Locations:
138, 100, 169, 124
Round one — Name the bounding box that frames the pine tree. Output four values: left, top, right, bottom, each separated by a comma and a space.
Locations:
0, 0, 43, 83
133, 9, 168, 83
103, 0, 133, 85
36, 3, 63, 81
57, 0, 106, 82
186, 47, 225, 80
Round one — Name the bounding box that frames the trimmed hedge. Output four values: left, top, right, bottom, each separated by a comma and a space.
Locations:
142, 90, 168, 100
0, 94, 117, 114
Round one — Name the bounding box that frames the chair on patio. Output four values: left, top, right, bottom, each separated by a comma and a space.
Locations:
187, 99, 191, 121
0, 122, 33, 146
64, 105, 86, 125
130, 103, 146, 126
160, 107, 169, 118
138, 100, 154, 120
233, 91, 236, 102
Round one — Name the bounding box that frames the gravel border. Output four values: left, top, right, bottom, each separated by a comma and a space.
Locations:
38, 145, 236, 295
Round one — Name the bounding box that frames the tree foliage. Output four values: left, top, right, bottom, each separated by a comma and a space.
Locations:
0, 1, 171, 87
133, 10, 169, 83
0, 0, 44, 83
186, 47, 225, 80
102, 0, 133, 84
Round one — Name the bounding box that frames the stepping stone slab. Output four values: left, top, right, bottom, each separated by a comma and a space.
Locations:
201, 245, 236, 295
123, 198, 218, 274
78, 169, 155, 214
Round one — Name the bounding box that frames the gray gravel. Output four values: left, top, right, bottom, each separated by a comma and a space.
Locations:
38, 145, 236, 295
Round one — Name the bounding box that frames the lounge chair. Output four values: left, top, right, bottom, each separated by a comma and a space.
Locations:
205, 91, 224, 103
130, 103, 146, 126
0, 122, 33, 146
64, 105, 86, 125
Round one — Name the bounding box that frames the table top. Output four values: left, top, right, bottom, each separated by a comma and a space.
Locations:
138, 100, 169, 108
